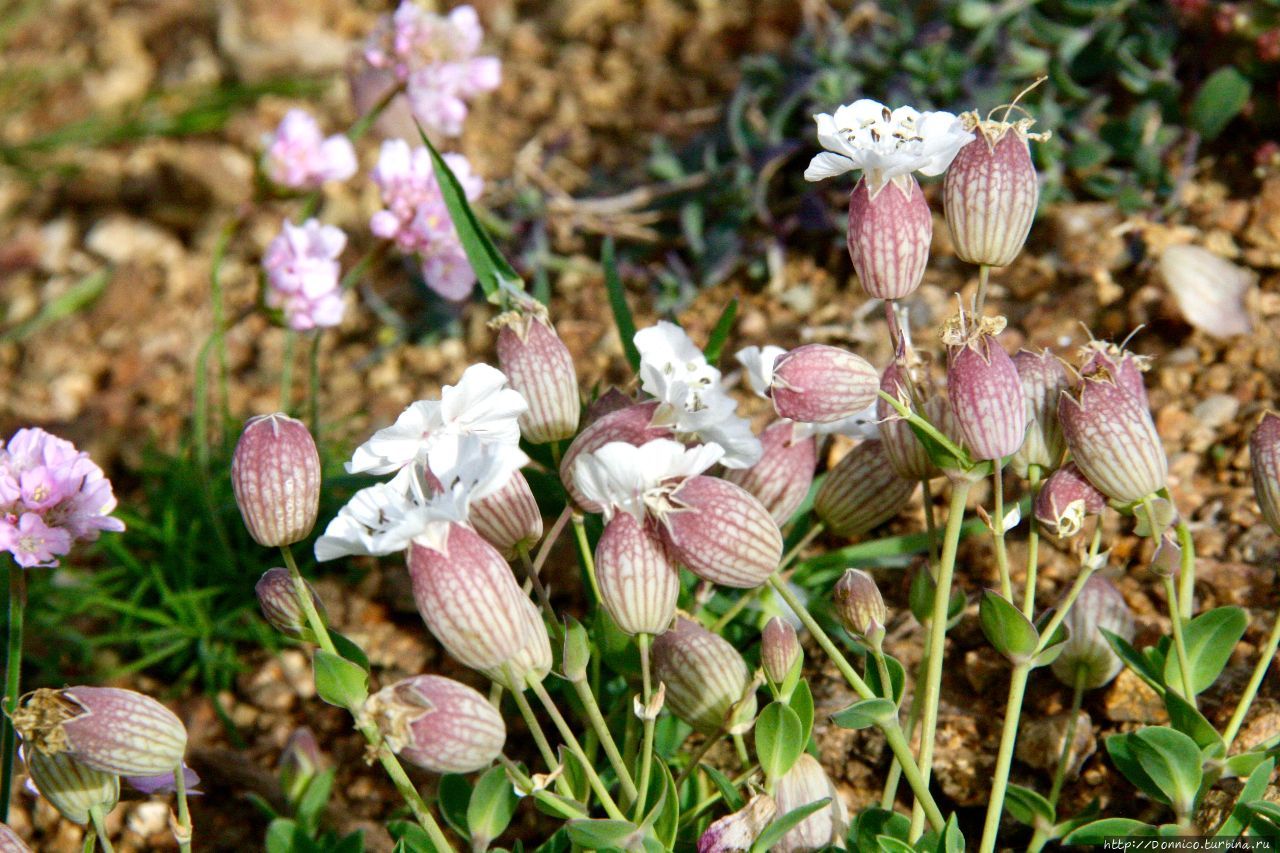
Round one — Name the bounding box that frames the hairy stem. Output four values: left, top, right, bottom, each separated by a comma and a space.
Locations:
0, 561, 25, 823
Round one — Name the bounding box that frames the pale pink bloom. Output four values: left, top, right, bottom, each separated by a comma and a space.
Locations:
263, 110, 357, 189
364, 3, 500, 138
263, 219, 347, 331
370, 139, 483, 300
1, 513, 72, 568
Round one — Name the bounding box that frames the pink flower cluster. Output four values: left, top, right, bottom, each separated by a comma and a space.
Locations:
0, 429, 125, 568
364, 2, 500, 138
263, 219, 348, 331
263, 110, 358, 190
370, 140, 482, 301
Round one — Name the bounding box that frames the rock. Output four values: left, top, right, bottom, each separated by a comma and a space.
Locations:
126, 801, 171, 838
1015, 711, 1094, 779
931, 708, 994, 806
1103, 668, 1167, 724
85, 215, 185, 268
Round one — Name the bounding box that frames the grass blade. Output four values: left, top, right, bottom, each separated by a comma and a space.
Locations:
602, 237, 640, 372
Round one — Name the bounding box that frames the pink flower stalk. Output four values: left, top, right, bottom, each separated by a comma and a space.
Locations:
1059, 373, 1168, 503
847, 175, 934, 299
370, 140, 483, 300
1034, 462, 1107, 538
0, 428, 124, 568
815, 440, 918, 538
768, 344, 879, 424
942, 113, 1042, 267
722, 421, 816, 524
1250, 412, 1280, 536
1011, 348, 1070, 477
365, 675, 505, 774
947, 328, 1027, 462
492, 299, 580, 444
363, 3, 500, 138
231, 414, 322, 548
263, 219, 347, 331
651, 616, 756, 734
263, 109, 357, 190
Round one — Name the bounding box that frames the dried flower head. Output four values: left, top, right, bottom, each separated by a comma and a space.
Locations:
364, 675, 505, 774
698, 793, 778, 853
231, 413, 322, 548
1034, 462, 1107, 538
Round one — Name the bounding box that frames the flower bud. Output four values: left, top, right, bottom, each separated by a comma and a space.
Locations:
559, 401, 671, 512
14, 687, 187, 777
943, 118, 1040, 267
847, 175, 932, 300
279, 727, 323, 804
408, 523, 550, 690
1010, 349, 1070, 477
947, 331, 1027, 461
596, 512, 679, 636
773, 754, 848, 853
658, 476, 783, 589
1079, 341, 1150, 409
814, 440, 918, 538
651, 616, 757, 734
231, 413, 321, 547
1034, 462, 1107, 538
0, 823, 31, 852
698, 793, 778, 853
1059, 373, 1167, 503
1051, 576, 1134, 691
761, 617, 802, 688
256, 567, 325, 637
876, 362, 938, 481
23, 748, 119, 826
469, 470, 544, 558
832, 569, 887, 646
722, 421, 816, 523
493, 308, 581, 443
1250, 412, 1280, 536
769, 345, 879, 424
364, 675, 505, 774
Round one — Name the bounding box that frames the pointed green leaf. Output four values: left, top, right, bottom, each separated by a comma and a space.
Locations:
1216, 757, 1275, 837
1129, 726, 1203, 817
1189, 66, 1251, 140
788, 679, 815, 745
980, 590, 1040, 663
602, 238, 640, 373
750, 798, 831, 853
1106, 732, 1170, 805
1003, 783, 1055, 829
1100, 627, 1165, 692
1163, 690, 1223, 754
437, 774, 473, 841
701, 762, 745, 812
312, 648, 369, 709
830, 698, 898, 730
1063, 818, 1158, 844
702, 298, 738, 364
866, 653, 906, 704
565, 819, 641, 850
1164, 606, 1248, 696
468, 766, 518, 849
756, 702, 804, 782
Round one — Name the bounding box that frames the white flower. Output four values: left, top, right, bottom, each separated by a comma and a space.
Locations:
347, 363, 528, 475
573, 439, 723, 521
634, 322, 762, 468
735, 345, 787, 398
804, 99, 973, 194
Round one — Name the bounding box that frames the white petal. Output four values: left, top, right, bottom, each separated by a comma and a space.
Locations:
735, 345, 786, 397
804, 152, 855, 182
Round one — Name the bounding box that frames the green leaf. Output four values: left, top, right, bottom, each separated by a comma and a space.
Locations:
980, 591, 1039, 663
1164, 606, 1248, 696
1101, 627, 1165, 692
565, 819, 641, 850
755, 702, 805, 782
437, 774, 473, 840
830, 698, 897, 730
874, 838, 915, 853
908, 567, 969, 628
295, 768, 335, 832
643, 757, 678, 850
1224, 749, 1275, 780
1063, 818, 1158, 844
329, 631, 370, 672
418, 128, 521, 298
788, 679, 815, 745
1163, 690, 1223, 754
1217, 757, 1274, 837
1129, 726, 1203, 817
312, 648, 369, 709
1189, 66, 1251, 141
1003, 783, 1055, 829
702, 298, 738, 363
866, 653, 905, 704
602, 238, 640, 373
750, 798, 830, 853
849, 807, 912, 851
1106, 732, 1170, 805
387, 821, 445, 853
265, 819, 300, 853
701, 763, 745, 812
468, 766, 518, 849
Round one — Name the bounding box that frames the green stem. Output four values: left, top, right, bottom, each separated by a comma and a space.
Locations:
279, 545, 337, 656
348, 81, 405, 142
1222, 605, 1280, 752
173, 765, 193, 853
975, 263, 991, 316
978, 662, 1031, 853
82, 826, 97, 853
633, 633, 655, 819
516, 546, 558, 629
570, 677, 637, 804
672, 728, 725, 789
1048, 667, 1087, 808
279, 328, 296, 414
765, 575, 945, 832
0, 561, 24, 824
371, 740, 455, 851
992, 465, 1012, 600
528, 679, 627, 820
878, 391, 968, 463
732, 733, 750, 768
1164, 574, 1197, 705
1023, 466, 1042, 618
677, 765, 759, 827
571, 515, 602, 604
1173, 513, 1196, 621
499, 755, 588, 819
909, 480, 972, 839
88, 804, 115, 853
880, 648, 928, 810
922, 477, 940, 571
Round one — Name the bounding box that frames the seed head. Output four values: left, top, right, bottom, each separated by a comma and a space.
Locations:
1034, 462, 1107, 539
231, 413, 321, 547
364, 675, 505, 774
651, 616, 757, 734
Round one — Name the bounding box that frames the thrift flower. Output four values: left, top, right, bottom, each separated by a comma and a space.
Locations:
363, 2, 500, 138
0, 428, 124, 568
262, 219, 347, 331
370, 140, 483, 300
263, 109, 357, 189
